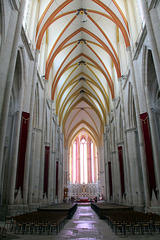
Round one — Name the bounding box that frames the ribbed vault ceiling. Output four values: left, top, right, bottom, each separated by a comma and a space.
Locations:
35, 0, 130, 147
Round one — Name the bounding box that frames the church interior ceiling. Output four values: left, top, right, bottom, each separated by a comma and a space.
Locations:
35, 0, 131, 147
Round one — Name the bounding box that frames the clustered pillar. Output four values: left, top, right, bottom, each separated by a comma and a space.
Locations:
0, 0, 26, 202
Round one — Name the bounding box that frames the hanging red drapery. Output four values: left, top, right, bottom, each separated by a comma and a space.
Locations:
72, 142, 74, 183
108, 162, 113, 199
140, 112, 157, 199
16, 112, 30, 196
43, 146, 50, 196
56, 161, 59, 196
118, 146, 125, 197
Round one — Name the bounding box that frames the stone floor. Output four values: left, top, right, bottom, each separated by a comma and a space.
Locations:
1, 205, 160, 240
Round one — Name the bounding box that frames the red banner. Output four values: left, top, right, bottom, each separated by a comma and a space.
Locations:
118, 146, 125, 197
108, 162, 113, 199
140, 112, 156, 199
88, 140, 92, 183
16, 112, 30, 195
56, 161, 59, 196
43, 146, 50, 196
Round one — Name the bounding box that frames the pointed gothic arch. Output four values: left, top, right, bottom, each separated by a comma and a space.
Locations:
3, 47, 26, 202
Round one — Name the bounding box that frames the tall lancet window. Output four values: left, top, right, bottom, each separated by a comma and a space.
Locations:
80, 138, 87, 183
72, 141, 76, 184
70, 133, 98, 184
91, 141, 95, 183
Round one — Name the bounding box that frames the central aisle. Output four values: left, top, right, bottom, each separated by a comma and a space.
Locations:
57, 204, 119, 239
3, 204, 160, 239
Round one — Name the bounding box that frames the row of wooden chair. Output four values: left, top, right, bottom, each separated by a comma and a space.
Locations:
102, 209, 160, 235
0, 226, 6, 238
5, 210, 69, 235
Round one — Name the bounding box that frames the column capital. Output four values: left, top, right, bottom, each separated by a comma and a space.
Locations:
60, 133, 64, 140
117, 141, 124, 146
109, 111, 114, 122
118, 75, 127, 82
47, 99, 55, 109
34, 49, 40, 64
112, 97, 119, 103
43, 78, 48, 85
47, 98, 53, 103
126, 127, 137, 133
126, 46, 131, 52
112, 97, 120, 109
103, 133, 107, 141
35, 49, 40, 61
105, 124, 110, 133
118, 76, 128, 90
50, 99, 54, 104
118, 77, 122, 82
33, 127, 42, 133
35, 49, 40, 54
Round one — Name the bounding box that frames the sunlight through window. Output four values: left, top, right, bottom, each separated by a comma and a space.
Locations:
91, 142, 94, 183
73, 141, 76, 184
70, 133, 98, 185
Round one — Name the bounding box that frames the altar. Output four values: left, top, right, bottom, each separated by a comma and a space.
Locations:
68, 182, 100, 200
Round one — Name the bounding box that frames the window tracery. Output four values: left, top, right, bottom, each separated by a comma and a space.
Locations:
70, 133, 98, 185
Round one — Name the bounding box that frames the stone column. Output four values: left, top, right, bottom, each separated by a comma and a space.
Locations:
104, 128, 110, 201
0, 10, 17, 115
126, 128, 144, 207
23, 49, 40, 204
150, 7, 160, 58
108, 114, 115, 201
31, 129, 42, 203
107, 118, 114, 202
60, 134, 63, 201
56, 125, 60, 202
28, 131, 36, 204
127, 47, 150, 208
112, 151, 119, 203
58, 132, 63, 203
8, 79, 25, 205
140, 0, 160, 88
105, 162, 109, 202
112, 99, 121, 203
144, 84, 160, 193
118, 78, 133, 205
0, 0, 26, 115
106, 125, 111, 202
99, 146, 105, 197
0, 0, 26, 193
38, 79, 48, 203
48, 100, 54, 204
52, 151, 56, 202
53, 115, 57, 202
63, 150, 68, 188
